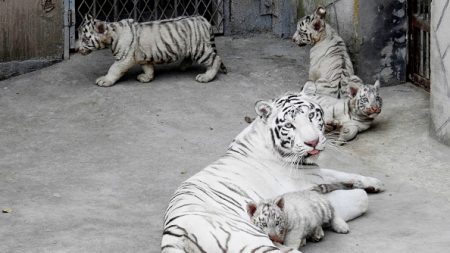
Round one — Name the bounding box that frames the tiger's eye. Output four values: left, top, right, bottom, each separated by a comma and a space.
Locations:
285, 123, 293, 128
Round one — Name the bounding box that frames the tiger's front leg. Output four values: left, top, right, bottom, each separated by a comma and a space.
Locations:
338, 124, 358, 143
319, 168, 385, 193
137, 63, 154, 83
96, 57, 135, 87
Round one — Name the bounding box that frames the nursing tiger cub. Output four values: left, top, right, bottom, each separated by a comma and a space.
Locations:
247, 184, 350, 251
162, 93, 384, 252
78, 15, 227, 86
302, 79, 382, 143
292, 6, 355, 98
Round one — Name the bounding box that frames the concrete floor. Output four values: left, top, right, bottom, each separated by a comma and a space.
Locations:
1, 34, 449, 253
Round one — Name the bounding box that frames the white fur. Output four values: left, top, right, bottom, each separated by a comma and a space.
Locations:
161, 94, 384, 252
79, 16, 225, 86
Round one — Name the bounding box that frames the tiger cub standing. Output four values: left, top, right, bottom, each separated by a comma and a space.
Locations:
292, 6, 355, 98
302, 79, 382, 143
247, 183, 350, 251
78, 15, 227, 87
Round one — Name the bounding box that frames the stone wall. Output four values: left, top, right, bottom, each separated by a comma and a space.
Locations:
430, 0, 450, 145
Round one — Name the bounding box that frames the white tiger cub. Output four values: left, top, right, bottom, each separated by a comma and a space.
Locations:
247, 184, 350, 251
162, 93, 384, 253
302, 79, 382, 143
78, 15, 227, 86
292, 6, 355, 98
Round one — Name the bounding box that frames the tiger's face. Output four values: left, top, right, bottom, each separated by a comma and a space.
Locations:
255, 93, 326, 165
77, 15, 110, 55
292, 6, 326, 46
247, 197, 287, 243
349, 80, 383, 118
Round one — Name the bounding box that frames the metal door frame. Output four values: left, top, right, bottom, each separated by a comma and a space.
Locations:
64, 0, 76, 59
407, 0, 431, 91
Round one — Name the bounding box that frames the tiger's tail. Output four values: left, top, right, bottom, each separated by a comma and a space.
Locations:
209, 27, 227, 74
311, 183, 350, 194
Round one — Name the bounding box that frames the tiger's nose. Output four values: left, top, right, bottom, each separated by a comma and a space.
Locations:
305, 138, 319, 148
269, 234, 283, 243
370, 106, 380, 113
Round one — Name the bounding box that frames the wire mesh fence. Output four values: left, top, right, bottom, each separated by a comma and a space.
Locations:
75, 0, 224, 34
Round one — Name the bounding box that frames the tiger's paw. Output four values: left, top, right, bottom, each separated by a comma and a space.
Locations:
354, 177, 385, 193
96, 76, 115, 87
137, 73, 154, 83
195, 73, 213, 83
274, 242, 303, 253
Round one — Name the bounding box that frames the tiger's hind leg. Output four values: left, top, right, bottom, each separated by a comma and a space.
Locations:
137, 63, 155, 83
326, 189, 369, 222
195, 47, 222, 83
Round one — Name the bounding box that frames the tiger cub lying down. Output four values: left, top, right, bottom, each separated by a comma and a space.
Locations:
78, 15, 227, 86
301, 78, 382, 143
247, 184, 350, 251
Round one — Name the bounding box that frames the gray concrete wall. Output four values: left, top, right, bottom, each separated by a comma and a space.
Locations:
228, 0, 272, 34
430, 0, 450, 145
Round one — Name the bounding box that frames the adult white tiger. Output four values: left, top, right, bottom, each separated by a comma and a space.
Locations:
292, 6, 355, 98
162, 93, 384, 252
78, 15, 227, 86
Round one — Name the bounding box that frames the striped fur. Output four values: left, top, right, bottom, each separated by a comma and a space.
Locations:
301, 79, 382, 143
310, 182, 349, 193
247, 189, 349, 249
292, 6, 355, 98
78, 15, 227, 86
162, 93, 384, 252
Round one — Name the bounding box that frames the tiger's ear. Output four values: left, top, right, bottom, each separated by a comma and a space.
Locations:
85, 14, 94, 21
315, 6, 326, 19
312, 6, 326, 31
374, 80, 381, 90
302, 80, 317, 95
274, 196, 284, 210
95, 21, 106, 34
255, 100, 273, 119
247, 202, 257, 217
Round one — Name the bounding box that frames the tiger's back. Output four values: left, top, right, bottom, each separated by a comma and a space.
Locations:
309, 25, 354, 98
292, 6, 354, 98
136, 16, 213, 64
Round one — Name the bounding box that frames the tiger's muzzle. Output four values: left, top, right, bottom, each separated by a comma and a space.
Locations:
269, 234, 284, 244
292, 38, 307, 47
364, 106, 381, 117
